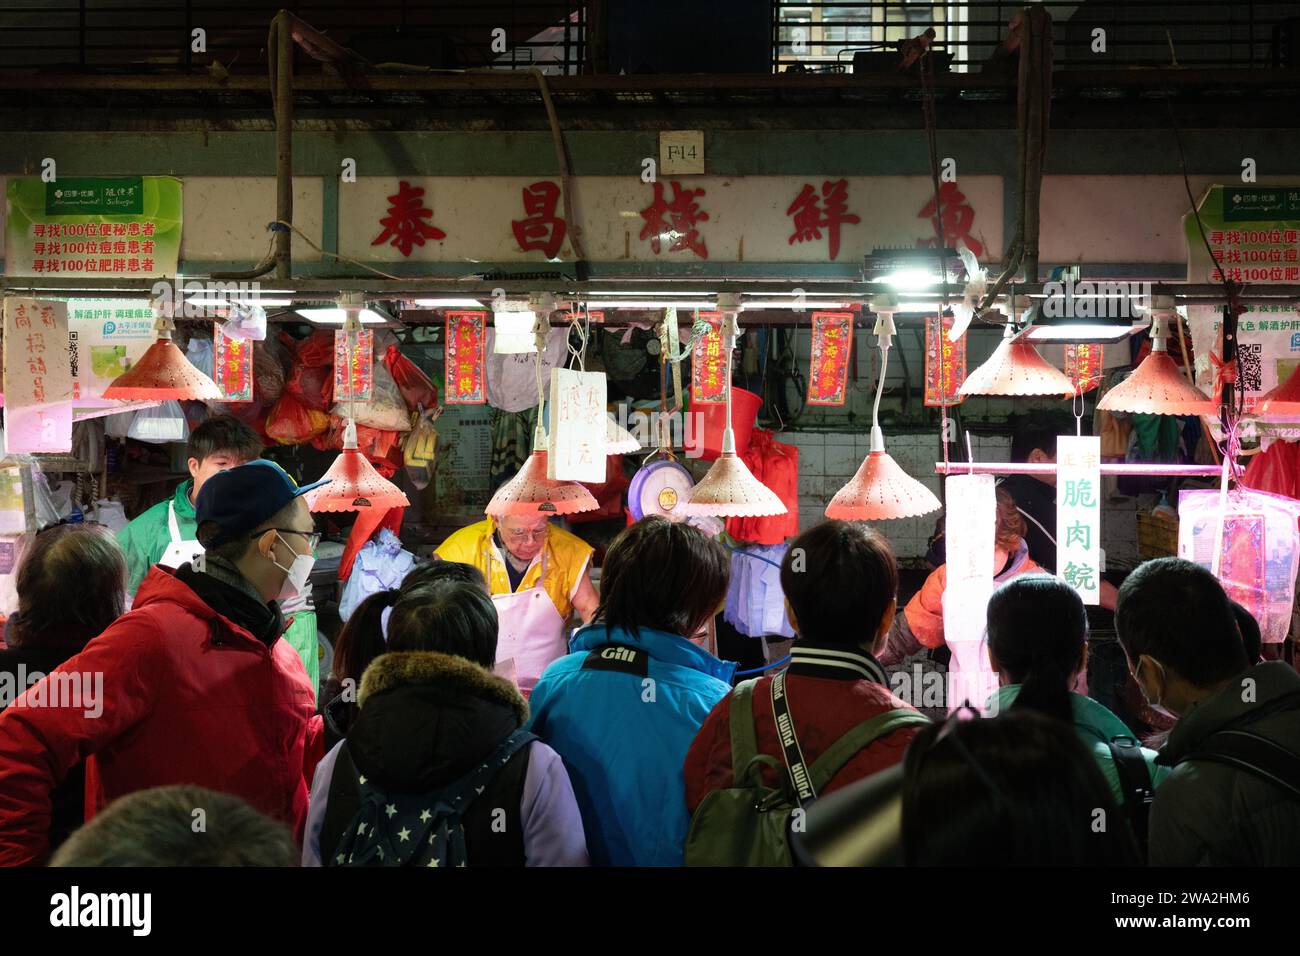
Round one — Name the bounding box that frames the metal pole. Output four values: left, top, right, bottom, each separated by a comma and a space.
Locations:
274, 10, 294, 282
934, 461, 1225, 478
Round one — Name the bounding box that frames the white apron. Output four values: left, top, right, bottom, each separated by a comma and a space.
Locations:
160, 501, 204, 569
488, 542, 568, 697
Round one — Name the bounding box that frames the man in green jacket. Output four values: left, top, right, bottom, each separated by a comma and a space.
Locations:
116, 414, 322, 700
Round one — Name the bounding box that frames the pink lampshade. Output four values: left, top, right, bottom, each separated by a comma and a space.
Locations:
681, 452, 787, 518
959, 339, 1075, 398
606, 416, 642, 454
1097, 351, 1216, 416
825, 450, 942, 521
1257, 364, 1300, 420
486, 450, 598, 517
102, 338, 222, 401
306, 448, 411, 513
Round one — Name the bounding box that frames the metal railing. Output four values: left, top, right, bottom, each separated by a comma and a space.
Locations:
0, 0, 587, 74
772, 1, 1300, 73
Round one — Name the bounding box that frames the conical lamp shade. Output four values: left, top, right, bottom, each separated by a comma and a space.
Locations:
486, 450, 599, 517
826, 451, 942, 521
1257, 364, 1300, 420
1097, 351, 1216, 415
959, 339, 1074, 397
606, 416, 642, 454
306, 448, 411, 512
681, 452, 787, 518
102, 338, 222, 401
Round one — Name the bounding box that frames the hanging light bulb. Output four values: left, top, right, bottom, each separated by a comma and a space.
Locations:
683, 299, 787, 518
487, 302, 598, 517
102, 305, 222, 401
1257, 364, 1300, 420
1097, 304, 1216, 416
826, 299, 942, 521
307, 301, 411, 513
959, 310, 1075, 398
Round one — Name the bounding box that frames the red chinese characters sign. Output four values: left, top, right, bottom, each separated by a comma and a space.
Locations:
334, 329, 375, 404
372, 181, 447, 256
917, 181, 984, 258
924, 313, 966, 406
639, 181, 709, 259
1064, 344, 1105, 394
691, 312, 727, 403
445, 311, 487, 404
512, 181, 567, 259
806, 312, 854, 406
213, 325, 253, 403
787, 179, 860, 261
3, 298, 74, 453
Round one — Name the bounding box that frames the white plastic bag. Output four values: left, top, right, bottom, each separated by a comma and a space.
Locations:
186, 337, 215, 379
127, 400, 190, 444
331, 358, 411, 432
221, 304, 268, 342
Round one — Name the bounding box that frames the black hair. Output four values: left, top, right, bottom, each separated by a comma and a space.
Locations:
331, 589, 399, 688
1010, 420, 1060, 464
987, 575, 1087, 725
386, 581, 499, 668
1229, 600, 1262, 665
901, 710, 1139, 866
780, 520, 897, 648
12, 524, 127, 654
595, 515, 729, 640
49, 785, 297, 867
186, 413, 263, 466
1115, 557, 1248, 688
401, 559, 488, 594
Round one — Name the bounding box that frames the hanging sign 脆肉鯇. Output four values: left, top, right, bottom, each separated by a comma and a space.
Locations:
445, 311, 487, 404
924, 313, 966, 406
691, 311, 726, 404
806, 311, 854, 406
1057, 434, 1101, 606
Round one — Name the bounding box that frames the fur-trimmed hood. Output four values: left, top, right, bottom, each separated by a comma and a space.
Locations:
347, 651, 529, 793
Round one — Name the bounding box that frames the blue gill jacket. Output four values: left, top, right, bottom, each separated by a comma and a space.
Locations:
525, 623, 736, 867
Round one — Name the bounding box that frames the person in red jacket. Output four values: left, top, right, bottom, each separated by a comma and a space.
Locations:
685, 521, 928, 810
0, 459, 327, 866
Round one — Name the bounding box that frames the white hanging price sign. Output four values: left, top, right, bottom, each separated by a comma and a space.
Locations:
547, 368, 607, 483
1057, 435, 1102, 606
943, 473, 998, 713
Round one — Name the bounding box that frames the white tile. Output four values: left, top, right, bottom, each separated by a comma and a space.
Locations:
824, 431, 856, 445
799, 445, 825, 475
798, 475, 824, 497
825, 443, 861, 477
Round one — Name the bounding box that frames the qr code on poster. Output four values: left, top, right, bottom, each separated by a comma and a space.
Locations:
1238, 342, 1263, 392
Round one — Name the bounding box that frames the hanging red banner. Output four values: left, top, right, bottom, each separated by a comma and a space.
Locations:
213, 324, 253, 403
806, 311, 855, 406
1065, 343, 1105, 394
691, 311, 727, 403
333, 328, 374, 404
924, 313, 966, 406
445, 310, 487, 404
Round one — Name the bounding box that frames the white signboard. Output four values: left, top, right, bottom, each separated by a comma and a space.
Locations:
3, 298, 74, 453
548, 368, 607, 483
1057, 435, 1102, 606
943, 473, 998, 713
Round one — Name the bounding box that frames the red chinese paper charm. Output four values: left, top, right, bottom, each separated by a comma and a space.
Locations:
372, 181, 447, 257
691, 312, 727, 403
1065, 343, 1105, 394
807, 312, 854, 406
444, 311, 487, 405
924, 313, 967, 406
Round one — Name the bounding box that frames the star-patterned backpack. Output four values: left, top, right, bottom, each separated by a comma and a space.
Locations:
325, 729, 537, 868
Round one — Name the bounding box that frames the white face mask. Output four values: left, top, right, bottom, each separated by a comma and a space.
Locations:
271, 533, 316, 603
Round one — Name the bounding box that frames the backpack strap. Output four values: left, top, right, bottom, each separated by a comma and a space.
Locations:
808, 709, 932, 794
1107, 735, 1153, 852
1185, 729, 1300, 803
441, 729, 538, 814
320, 743, 363, 866
728, 679, 763, 785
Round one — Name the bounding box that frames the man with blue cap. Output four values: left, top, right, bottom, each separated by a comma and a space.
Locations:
0, 460, 329, 865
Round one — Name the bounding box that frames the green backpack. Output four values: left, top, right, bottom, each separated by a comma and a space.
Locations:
684, 676, 930, 867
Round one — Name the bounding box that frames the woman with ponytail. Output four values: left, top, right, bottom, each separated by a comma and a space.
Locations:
985, 574, 1167, 805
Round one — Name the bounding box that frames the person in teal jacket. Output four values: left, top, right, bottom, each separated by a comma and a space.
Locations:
525, 516, 735, 867
115, 414, 321, 699
983, 574, 1167, 807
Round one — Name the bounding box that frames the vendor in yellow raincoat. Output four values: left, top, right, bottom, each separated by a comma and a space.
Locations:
435, 513, 599, 695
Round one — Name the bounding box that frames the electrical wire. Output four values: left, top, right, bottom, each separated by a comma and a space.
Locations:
272, 219, 403, 281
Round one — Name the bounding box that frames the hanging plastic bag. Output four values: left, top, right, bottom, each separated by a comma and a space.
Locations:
384, 344, 439, 413
266, 392, 329, 445
127, 400, 190, 444
186, 337, 215, 379
91, 499, 129, 534
403, 413, 438, 490
725, 429, 799, 545
338, 528, 417, 622
254, 339, 288, 404
1178, 486, 1300, 644
104, 410, 136, 440
332, 359, 412, 432
220, 304, 268, 342
286, 361, 334, 412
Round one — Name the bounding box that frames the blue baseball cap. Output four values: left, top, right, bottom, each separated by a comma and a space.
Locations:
195, 459, 329, 548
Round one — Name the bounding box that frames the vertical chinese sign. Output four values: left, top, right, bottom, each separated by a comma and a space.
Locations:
924, 314, 967, 406
548, 368, 607, 483
213, 326, 254, 403
1064, 344, 1104, 394
3, 298, 74, 453
806, 312, 854, 406
5, 177, 182, 278
445, 311, 487, 404
690, 312, 726, 404
1057, 435, 1101, 606
333, 329, 374, 404
943, 474, 998, 712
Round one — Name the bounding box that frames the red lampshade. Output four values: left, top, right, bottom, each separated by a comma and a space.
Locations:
826, 450, 942, 521
1257, 365, 1300, 420
959, 339, 1074, 398
102, 338, 222, 401
486, 450, 598, 517
606, 416, 642, 455
681, 452, 787, 518
306, 448, 410, 513
1097, 351, 1216, 416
